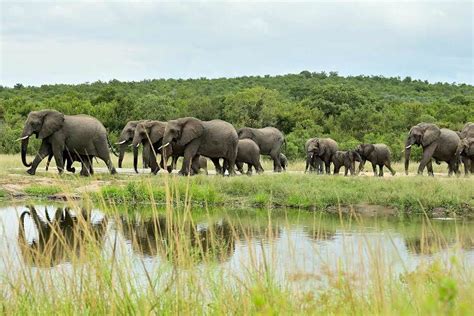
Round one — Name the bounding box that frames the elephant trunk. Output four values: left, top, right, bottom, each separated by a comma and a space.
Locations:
133, 145, 139, 174
404, 138, 414, 175
118, 143, 127, 168
21, 137, 32, 167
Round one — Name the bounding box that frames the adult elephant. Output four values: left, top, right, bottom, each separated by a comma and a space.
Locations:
304, 138, 323, 173
162, 117, 238, 176
459, 122, 474, 175
237, 127, 285, 172
356, 143, 396, 177
405, 123, 461, 176
307, 138, 338, 174
116, 120, 151, 169
19, 110, 116, 176
131, 120, 166, 174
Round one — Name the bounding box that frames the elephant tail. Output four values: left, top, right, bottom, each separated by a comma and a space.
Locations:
107, 137, 119, 157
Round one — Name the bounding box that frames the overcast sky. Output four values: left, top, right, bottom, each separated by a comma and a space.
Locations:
1, 0, 472, 87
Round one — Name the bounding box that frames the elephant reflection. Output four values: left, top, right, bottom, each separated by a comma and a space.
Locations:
121, 216, 236, 264
18, 206, 108, 267
405, 232, 474, 255
305, 227, 337, 242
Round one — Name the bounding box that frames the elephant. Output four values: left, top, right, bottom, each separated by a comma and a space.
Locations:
459, 122, 474, 175
131, 120, 167, 174
279, 153, 288, 171
117, 120, 152, 169
356, 143, 396, 177
162, 117, 238, 176
45, 151, 95, 176
227, 139, 264, 175
19, 110, 116, 176
18, 206, 108, 267
405, 123, 461, 176
237, 127, 285, 172
197, 156, 209, 175
159, 141, 215, 174
304, 138, 323, 173
331, 150, 362, 176
306, 138, 338, 174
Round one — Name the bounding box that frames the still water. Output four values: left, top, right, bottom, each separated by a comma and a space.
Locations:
1, 203, 473, 291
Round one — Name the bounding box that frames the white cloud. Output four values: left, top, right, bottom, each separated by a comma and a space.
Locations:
0, 1, 472, 86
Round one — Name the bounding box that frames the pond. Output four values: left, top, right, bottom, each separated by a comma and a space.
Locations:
1, 203, 473, 293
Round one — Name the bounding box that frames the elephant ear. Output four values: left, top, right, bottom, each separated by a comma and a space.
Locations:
150, 122, 166, 142
179, 118, 204, 146
364, 144, 375, 157
422, 124, 441, 147
39, 110, 64, 139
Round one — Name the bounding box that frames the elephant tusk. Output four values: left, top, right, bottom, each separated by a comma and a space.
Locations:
158, 142, 170, 150
405, 144, 412, 149
115, 140, 127, 145
16, 135, 29, 141
135, 143, 140, 148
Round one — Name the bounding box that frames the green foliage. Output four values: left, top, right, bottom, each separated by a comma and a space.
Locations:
24, 185, 61, 197
1, 73, 472, 160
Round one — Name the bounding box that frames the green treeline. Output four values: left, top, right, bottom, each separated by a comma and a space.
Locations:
0, 72, 473, 160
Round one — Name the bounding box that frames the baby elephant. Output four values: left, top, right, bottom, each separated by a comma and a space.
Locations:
197, 156, 208, 175
356, 143, 396, 177
235, 139, 264, 175
331, 150, 362, 176
279, 153, 288, 171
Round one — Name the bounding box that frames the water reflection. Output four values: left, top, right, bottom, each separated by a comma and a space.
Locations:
18, 206, 107, 267
121, 216, 236, 264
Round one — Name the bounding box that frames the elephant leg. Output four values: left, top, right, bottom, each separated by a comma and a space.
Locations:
333, 165, 340, 175
27, 142, 51, 175
51, 143, 65, 174
384, 161, 396, 176
378, 164, 384, 177
246, 163, 253, 176
426, 160, 434, 176
96, 142, 117, 175
235, 161, 244, 174
418, 144, 437, 175
80, 157, 93, 177
270, 150, 282, 173
371, 162, 377, 176
324, 159, 331, 174
191, 156, 200, 174
180, 143, 199, 176
211, 158, 223, 175
358, 159, 366, 174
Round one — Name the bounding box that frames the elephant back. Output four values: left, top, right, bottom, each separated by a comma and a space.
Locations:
460, 122, 474, 139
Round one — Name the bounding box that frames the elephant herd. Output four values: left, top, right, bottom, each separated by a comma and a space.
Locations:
17, 109, 473, 177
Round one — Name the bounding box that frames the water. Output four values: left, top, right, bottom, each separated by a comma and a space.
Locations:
1, 203, 473, 292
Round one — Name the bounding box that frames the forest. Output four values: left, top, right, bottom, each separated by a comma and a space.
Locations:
1, 71, 473, 161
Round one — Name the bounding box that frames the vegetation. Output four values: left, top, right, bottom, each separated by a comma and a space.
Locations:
1, 72, 472, 161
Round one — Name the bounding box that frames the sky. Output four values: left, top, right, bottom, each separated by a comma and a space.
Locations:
1, 0, 472, 87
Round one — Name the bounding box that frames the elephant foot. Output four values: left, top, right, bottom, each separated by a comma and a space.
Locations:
26, 168, 36, 176
80, 171, 91, 177
110, 168, 117, 175
391, 171, 396, 176
67, 167, 76, 174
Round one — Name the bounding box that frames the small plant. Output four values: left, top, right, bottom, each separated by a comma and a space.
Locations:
24, 185, 61, 197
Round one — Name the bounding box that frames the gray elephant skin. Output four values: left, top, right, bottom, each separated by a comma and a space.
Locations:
331, 150, 361, 176
306, 138, 338, 174
117, 120, 154, 169
279, 153, 288, 171
237, 127, 285, 172
459, 122, 474, 175
405, 123, 460, 176
20, 110, 116, 176
131, 120, 167, 174
356, 143, 396, 177
45, 151, 95, 176
233, 139, 264, 175
162, 117, 238, 176
304, 138, 323, 173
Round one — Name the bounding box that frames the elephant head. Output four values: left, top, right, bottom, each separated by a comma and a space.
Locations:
131, 121, 166, 173
237, 127, 256, 141
356, 144, 374, 160
347, 150, 362, 162
116, 121, 140, 168
405, 123, 441, 174
20, 110, 65, 167
459, 138, 474, 157
162, 117, 204, 160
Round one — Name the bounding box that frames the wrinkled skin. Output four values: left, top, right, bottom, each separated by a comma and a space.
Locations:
131, 120, 166, 174
120, 216, 235, 263
162, 117, 238, 176
18, 206, 107, 267
306, 138, 338, 174
227, 139, 264, 175
117, 120, 152, 169
304, 138, 323, 173
459, 122, 474, 176
331, 150, 362, 176
21, 110, 116, 176
405, 123, 461, 176
356, 143, 396, 177
238, 127, 285, 172
45, 151, 95, 176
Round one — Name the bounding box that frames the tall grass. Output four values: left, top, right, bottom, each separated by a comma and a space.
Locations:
1, 176, 473, 315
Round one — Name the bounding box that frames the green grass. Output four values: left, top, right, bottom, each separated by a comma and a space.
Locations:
24, 185, 62, 197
